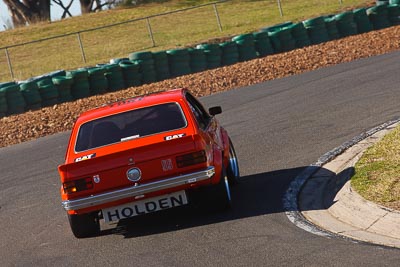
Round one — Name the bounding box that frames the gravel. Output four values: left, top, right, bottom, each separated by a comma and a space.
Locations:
2, 25, 400, 148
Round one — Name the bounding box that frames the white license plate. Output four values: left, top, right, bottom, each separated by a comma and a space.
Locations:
102, 191, 188, 223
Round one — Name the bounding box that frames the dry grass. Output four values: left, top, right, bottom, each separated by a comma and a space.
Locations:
351, 126, 400, 211
0, 0, 372, 82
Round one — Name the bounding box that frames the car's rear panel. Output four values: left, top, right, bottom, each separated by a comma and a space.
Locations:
59, 94, 215, 213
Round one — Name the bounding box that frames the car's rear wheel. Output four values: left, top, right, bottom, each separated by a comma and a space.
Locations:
212, 167, 232, 210
227, 138, 240, 186
68, 212, 100, 238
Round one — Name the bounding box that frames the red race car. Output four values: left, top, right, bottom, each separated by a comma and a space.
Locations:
58, 88, 240, 238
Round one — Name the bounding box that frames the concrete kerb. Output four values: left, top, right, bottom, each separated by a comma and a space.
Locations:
284, 119, 400, 249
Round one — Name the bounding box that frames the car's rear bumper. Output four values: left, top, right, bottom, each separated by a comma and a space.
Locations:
61, 166, 215, 211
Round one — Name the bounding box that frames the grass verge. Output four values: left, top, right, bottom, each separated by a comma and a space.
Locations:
0, 0, 372, 82
351, 126, 400, 211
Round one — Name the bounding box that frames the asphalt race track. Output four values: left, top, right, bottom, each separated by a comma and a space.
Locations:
1, 52, 400, 266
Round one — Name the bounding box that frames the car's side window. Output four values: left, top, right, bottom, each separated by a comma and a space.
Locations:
185, 93, 211, 130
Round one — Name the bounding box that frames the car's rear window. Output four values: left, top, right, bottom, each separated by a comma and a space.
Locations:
75, 102, 187, 152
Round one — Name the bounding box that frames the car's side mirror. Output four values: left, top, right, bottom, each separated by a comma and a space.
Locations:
209, 106, 222, 116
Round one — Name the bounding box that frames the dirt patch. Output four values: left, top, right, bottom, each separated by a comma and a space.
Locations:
2, 25, 400, 148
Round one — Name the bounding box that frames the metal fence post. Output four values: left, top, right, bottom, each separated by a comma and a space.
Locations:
146, 18, 156, 47
5, 48, 15, 80
277, 0, 284, 17
213, 3, 223, 32
76, 32, 87, 63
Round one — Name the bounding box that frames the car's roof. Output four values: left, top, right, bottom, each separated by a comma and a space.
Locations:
76, 88, 187, 123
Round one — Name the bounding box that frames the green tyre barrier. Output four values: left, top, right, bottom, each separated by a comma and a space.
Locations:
52, 76, 74, 103
196, 44, 222, 69
167, 48, 192, 77
71, 80, 91, 99
324, 17, 341, 40
37, 81, 59, 107
303, 16, 325, 27
261, 21, 293, 32
334, 12, 358, 37
152, 51, 170, 81
266, 31, 282, 53
0, 84, 27, 115
0, 90, 8, 114
219, 42, 240, 65
20, 81, 42, 108
189, 48, 207, 72
67, 70, 91, 100
287, 23, 311, 48
129, 51, 153, 61
353, 8, 374, 33
102, 64, 125, 91
367, 5, 391, 30
306, 26, 330, 44
141, 71, 157, 84
130, 53, 156, 84
87, 67, 108, 95
232, 34, 257, 61
388, 4, 400, 25
39, 84, 58, 99
119, 61, 142, 87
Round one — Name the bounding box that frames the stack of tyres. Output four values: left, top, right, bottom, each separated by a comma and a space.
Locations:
333, 11, 358, 37
252, 32, 274, 57
67, 69, 91, 100
367, 4, 391, 30
288, 23, 311, 48
119, 61, 142, 87
261, 22, 293, 53
0, 89, 7, 117
303, 16, 330, 44
189, 48, 207, 73
36, 77, 59, 107
103, 64, 125, 92
267, 27, 296, 52
353, 8, 374, 33
232, 34, 257, 61
129, 52, 156, 84
324, 16, 340, 40
219, 41, 239, 65
196, 44, 222, 69
152, 51, 170, 81
87, 67, 108, 95
0, 82, 14, 117
19, 81, 42, 110
0, 84, 26, 115
52, 76, 74, 103
387, 4, 400, 25
166, 49, 191, 77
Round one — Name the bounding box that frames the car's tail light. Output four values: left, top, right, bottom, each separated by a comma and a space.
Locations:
176, 150, 207, 168
63, 177, 93, 194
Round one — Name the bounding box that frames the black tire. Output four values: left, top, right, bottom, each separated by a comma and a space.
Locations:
212, 166, 232, 211
227, 138, 240, 186
68, 212, 100, 238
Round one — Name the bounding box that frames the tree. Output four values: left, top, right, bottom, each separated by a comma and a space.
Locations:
79, 0, 115, 14
4, 0, 119, 28
3, 0, 51, 27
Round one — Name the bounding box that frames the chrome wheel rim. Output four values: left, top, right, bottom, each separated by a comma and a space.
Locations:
229, 146, 239, 179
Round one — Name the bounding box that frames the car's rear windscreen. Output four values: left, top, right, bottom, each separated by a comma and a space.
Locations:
75, 102, 187, 152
